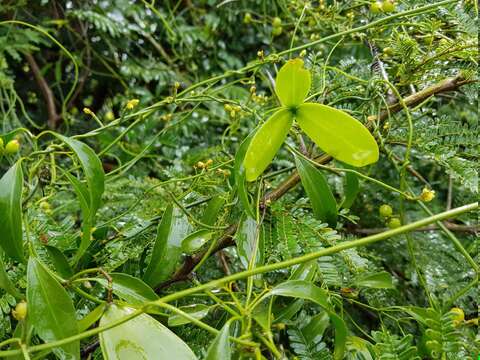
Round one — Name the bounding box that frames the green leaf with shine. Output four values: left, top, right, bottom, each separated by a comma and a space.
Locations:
100, 304, 197, 360
354, 271, 394, 289
0, 162, 25, 262
296, 103, 379, 167
27, 258, 79, 360
244, 108, 293, 181
97, 273, 158, 305
205, 321, 231, 360
275, 58, 311, 107
295, 155, 337, 226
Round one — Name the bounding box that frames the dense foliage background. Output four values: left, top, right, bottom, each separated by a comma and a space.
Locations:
0, 0, 478, 359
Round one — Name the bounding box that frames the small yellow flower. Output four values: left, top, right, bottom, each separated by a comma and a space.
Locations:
83, 107, 94, 116
126, 99, 139, 110
420, 187, 435, 202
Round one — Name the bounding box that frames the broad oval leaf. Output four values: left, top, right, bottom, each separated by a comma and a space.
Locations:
168, 304, 210, 327
275, 58, 311, 107
270, 280, 347, 360
27, 258, 79, 360
295, 155, 337, 227
99, 304, 197, 360
97, 273, 158, 305
296, 103, 379, 167
354, 271, 394, 289
0, 162, 25, 262
78, 303, 106, 332
205, 321, 231, 360
244, 108, 293, 181
143, 205, 191, 287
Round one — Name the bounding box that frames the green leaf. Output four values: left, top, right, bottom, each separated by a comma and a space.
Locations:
275, 58, 311, 107
143, 205, 191, 287
0, 250, 21, 298
244, 108, 293, 181
235, 216, 264, 270
354, 271, 394, 289
270, 280, 347, 360
201, 195, 225, 226
181, 230, 213, 254
97, 273, 158, 305
0, 162, 25, 262
342, 164, 359, 209
78, 303, 106, 332
44, 245, 74, 278
295, 155, 338, 227
234, 132, 256, 217
205, 321, 231, 360
296, 103, 379, 167
27, 257, 79, 360
168, 304, 210, 327
99, 304, 197, 360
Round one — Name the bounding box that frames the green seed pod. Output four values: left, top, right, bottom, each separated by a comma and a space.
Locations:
379, 204, 393, 217
387, 217, 401, 229
5, 139, 20, 154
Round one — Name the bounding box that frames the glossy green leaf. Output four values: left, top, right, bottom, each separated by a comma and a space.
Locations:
342, 164, 360, 209
235, 216, 263, 270
354, 271, 394, 289
44, 245, 74, 278
78, 303, 106, 332
0, 250, 21, 298
205, 322, 231, 360
97, 273, 158, 305
244, 108, 293, 181
295, 155, 337, 226
275, 58, 311, 107
143, 205, 191, 287
0, 162, 25, 262
168, 304, 210, 327
234, 132, 255, 217
27, 258, 79, 360
303, 311, 330, 340
201, 196, 225, 226
296, 103, 379, 167
181, 230, 213, 254
270, 280, 347, 360
99, 304, 197, 360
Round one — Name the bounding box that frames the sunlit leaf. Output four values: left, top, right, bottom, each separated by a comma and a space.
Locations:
181, 230, 213, 254
244, 108, 293, 181
143, 205, 191, 287
275, 58, 311, 107
296, 103, 379, 167
354, 271, 394, 289
27, 258, 79, 360
78, 303, 106, 332
99, 304, 197, 360
0, 162, 24, 262
295, 155, 337, 226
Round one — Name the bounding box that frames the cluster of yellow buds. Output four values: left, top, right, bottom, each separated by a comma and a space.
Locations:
249, 86, 269, 105
224, 103, 243, 118
257, 50, 265, 61
299, 49, 307, 58
271, 17, 283, 37
309, 33, 320, 41
0, 137, 20, 155
346, 11, 354, 20
367, 115, 377, 122
195, 159, 213, 169
39, 200, 53, 215
161, 114, 173, 122
419, 187, 435, 202
126, 99, 139, 110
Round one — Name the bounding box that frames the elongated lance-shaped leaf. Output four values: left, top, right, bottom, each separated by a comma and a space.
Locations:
205, 321, 231, 360
96, 273, 158, 305
27, 258, 79, 360
342, 163, 360, 209
234, 131, 256, 217
295, 155, 338, 227
143, 205, 191, 287
0, 250, 21, 298
244, 108, 293, 181
296, 103, 379, 167
235, 216, 264, 270
99, 304, 197, 360
275, 58, 311, 107
0, 162, 25, 262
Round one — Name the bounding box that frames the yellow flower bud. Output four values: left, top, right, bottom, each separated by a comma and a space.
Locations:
5, 140, 20, 154
196, 161, 206, 169
12, 301, 27, 321
105, 110, 115, 121
83, 107, 94, 116
420, 187, 435, 202
126, 99, 140, 109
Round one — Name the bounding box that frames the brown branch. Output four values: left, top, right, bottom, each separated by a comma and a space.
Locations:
351, 222, 479, 235
156, 74, 474, 292
25, 53, 60, 129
